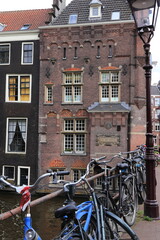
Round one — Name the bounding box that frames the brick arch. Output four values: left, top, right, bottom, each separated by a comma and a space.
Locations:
47, 111, 56, 117
60, 109, 73, 117
72, 40, 81, 46
75, 109, 88, 117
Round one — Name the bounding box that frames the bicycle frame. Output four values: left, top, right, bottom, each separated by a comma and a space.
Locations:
24, 206, 41, 240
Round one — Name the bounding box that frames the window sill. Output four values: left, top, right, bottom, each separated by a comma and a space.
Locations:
44, 102, 53, 106
61, 102, 83, 105
61, 152, 86, 156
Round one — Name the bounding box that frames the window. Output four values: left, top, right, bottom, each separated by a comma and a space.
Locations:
155, 97, 160, 107
44, 84, 53, 104
108, 45, 113, 58
2, 165, 15, 180
6, 118, 27, 154
0, 23, 5, 31
0, 44, 10, 64
6, 75, 31, 102
63, 72, 83, 103
50, 169, 65, 181
73, 169, 86, 182
111, 11, 120, 20
74, 47, 78, 59
20, 24, 31, 30
22, 43, 34, 64
155, 123, 160, 131
63, 119, 86, 154
100, 71, 121, 102
89, 1, 102, 19
63, 47, 67, 59
97, 46, 100, 58
155, 109, 160, 119
69, 14, 78, 24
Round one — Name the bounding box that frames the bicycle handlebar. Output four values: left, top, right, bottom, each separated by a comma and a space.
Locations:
0, 170, 70, 193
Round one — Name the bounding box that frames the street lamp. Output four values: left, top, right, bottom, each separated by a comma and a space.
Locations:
127, 0, 160, 218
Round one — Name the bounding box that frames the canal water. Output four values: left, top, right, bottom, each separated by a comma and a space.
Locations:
0, 191, 85, 240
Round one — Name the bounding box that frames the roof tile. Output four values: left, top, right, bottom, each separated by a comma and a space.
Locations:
0, 9, 51, 32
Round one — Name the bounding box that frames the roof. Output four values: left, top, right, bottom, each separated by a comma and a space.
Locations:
88, 102, 131, 113
0, 9, 51, 32
151, 85, 160, 96
52, 0, 132, 25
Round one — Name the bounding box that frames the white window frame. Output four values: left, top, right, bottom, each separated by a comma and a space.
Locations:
21, 42, 34, 65
155, 123, 160, 131
63, 72, 83, 103
44, 84, 53, 104
6, 118, 28, 154
89, 5, 102, 19
69, 14, 78, 24
2, 165, 15, 180
63, 119, 86, 155
72, 169, 86, 182
111, 11, 120, 20
0, 43, 10, 65
155, 97, 160, 107
17, 166, 30, 185
99, 71, 121, 103
6, 74, 32, 103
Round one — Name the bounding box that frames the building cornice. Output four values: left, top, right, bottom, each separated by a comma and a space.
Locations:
0, 30, 39, 42
39, 20, 134, 30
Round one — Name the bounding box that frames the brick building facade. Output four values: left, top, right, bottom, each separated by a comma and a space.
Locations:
38, 0, 146, 181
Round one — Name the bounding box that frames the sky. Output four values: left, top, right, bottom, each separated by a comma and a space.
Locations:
0, 0, 160, 84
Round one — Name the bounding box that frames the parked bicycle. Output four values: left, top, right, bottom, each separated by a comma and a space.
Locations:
0, 170, 70, 240
97, 155, 138, 227
54, 157, 139, 240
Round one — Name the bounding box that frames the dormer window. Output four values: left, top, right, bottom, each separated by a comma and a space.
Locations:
20, 24, 31, 30
0, 23, 5, 31
89, 0, 102, 19
69, 14, 78, 24
111, 11, 120, 20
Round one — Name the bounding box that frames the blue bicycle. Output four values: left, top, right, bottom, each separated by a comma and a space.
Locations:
0, 170, 69, 240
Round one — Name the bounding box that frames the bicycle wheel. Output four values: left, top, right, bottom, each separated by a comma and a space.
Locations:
105, 210, 139, 240
121, 180, 137, 226
136, 169, 146, 204
97, 193, 114, 211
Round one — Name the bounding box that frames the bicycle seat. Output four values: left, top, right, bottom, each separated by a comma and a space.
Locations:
55, 203, 78, 218
132, 157, 143, 164
116, 163, 129, 170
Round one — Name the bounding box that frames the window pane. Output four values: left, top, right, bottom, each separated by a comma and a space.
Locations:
65, 86, 72, 102
73, 170, 79, 182
65, 120, 74, 131
20, 76, 30, 101
101, 85, 109, 102
47, 86, 53, 102
65, 73, 72, 84
74, 73, 81, 83
4, 166, 14, 179
76, 134, 85, 152
8, 119, 27, 153
0, 45, 9, 64
23, 43, 33, 63
74, 86, 81, 102
111, 85, 119, 102
102, 73, 109, 83
8, 77, 18, 101
64, 134, 73, 152
111, 72, 119, 82
92, 7, 98, 16
76, 120, 85, 131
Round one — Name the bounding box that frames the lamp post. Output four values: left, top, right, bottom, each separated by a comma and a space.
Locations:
127, 0, 160, 218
